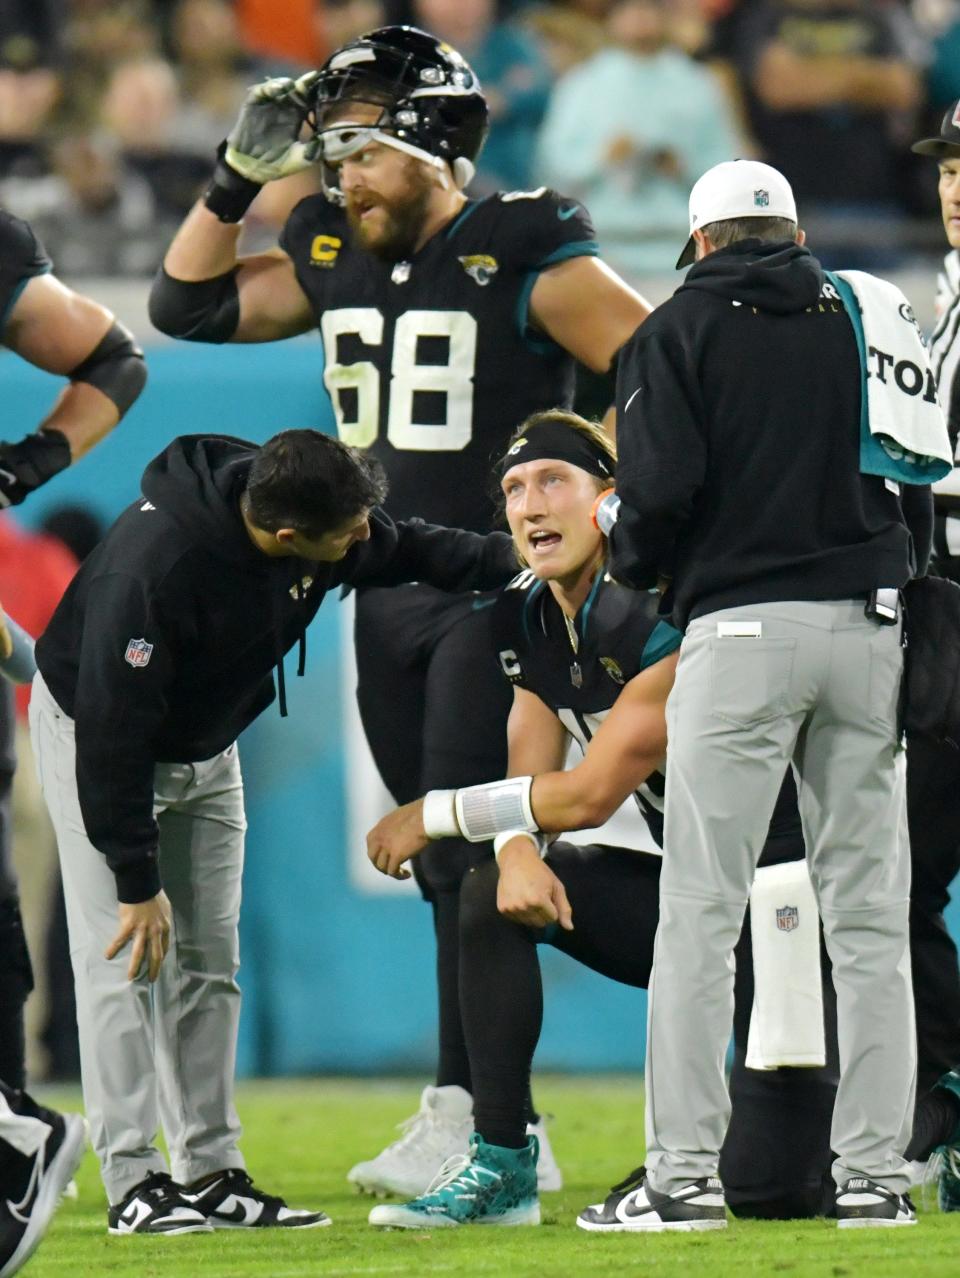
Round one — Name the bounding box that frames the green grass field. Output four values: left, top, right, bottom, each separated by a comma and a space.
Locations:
22, 1077, 959, 1277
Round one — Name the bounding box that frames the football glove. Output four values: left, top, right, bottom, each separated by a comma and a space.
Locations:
0, 430, 71, 508
224, 72, 322, 185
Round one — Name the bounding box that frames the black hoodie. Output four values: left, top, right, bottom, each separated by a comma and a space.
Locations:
36, 436, 515, 903
609, 240, 933, 629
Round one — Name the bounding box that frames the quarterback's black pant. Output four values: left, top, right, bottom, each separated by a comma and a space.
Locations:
906, 731, 960, 1095
460, 842, 839, 1219
0, 681, 32, 1091
355, 585, 511, 1092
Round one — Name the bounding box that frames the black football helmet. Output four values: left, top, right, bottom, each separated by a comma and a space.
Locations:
308, 26, 489, 196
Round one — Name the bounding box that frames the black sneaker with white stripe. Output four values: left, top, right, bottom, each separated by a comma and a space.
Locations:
577, 1164, 727, 1233
181, 1169, 330, 1229
0, 1107, 88, 1277
107, 1172, 212, 1235
835, 1177, 917, 1229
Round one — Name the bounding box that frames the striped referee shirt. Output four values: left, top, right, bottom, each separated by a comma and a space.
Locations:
929, 250, 960, 556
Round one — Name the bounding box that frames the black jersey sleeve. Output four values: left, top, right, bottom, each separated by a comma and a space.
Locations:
336, 508, 516, 592
278, 193, 345, 304
491, 571, 540, 686
497, 188, 598, 273
71, 571, 174, 905
0, 211, 52, 334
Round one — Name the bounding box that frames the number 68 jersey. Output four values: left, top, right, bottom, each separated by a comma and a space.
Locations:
280, 188, 598, 533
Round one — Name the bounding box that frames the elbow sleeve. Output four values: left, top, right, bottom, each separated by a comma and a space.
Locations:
148, 266, 241, 343
68, 321, 147, 416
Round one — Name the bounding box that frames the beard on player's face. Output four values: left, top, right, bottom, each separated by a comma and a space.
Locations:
345, 160, 436, 262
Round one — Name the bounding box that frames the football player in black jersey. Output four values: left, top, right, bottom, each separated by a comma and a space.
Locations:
365, 410, 838, 1229
0, 209, 146, 1277
148, 23, 651, 1196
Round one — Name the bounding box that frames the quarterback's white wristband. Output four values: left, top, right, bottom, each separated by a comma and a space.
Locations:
455, 776, 536, 843
422, 790, 460, 839
493, 830, 547, 861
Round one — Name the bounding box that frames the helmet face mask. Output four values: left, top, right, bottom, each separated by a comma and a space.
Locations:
308, 25, 489, 200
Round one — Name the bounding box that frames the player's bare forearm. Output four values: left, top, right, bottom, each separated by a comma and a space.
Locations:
530, 256, 650, 373
163, 201, 244, 281
367, 800, 428, 879
497, 841, 573, 931
531, 656, 675, 830
505, 688, 568, 777
157, 207, 313, 343
528, 763, 642, 833
39, 381, 119, 460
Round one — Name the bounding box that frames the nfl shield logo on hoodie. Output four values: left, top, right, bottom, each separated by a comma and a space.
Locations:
124, 638, 153, 668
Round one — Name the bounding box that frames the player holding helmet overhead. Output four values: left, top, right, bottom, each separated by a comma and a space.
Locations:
149, 24, 650, 1196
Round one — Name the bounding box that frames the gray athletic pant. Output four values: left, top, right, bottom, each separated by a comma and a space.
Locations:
28, 673, 246, 1203
645, 601, 915, 1198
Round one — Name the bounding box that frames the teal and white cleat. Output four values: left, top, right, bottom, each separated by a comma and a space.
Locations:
932, 1069, 960, 1213
368, 1134, 540, 1229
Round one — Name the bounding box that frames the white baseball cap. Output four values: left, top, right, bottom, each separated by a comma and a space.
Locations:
676, 159, 797, 269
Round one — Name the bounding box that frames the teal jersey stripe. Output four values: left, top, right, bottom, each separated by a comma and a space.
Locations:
0, 265, 51, 337
444, 201, 481, 239
640, 618, 682, 670
535, 239, 600, 270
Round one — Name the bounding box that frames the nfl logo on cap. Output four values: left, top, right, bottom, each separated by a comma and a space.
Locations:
676, 160, 797, 270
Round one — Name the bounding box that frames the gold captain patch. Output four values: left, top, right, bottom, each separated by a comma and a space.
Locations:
458, 254, 499, 286
310, 235, 342, 267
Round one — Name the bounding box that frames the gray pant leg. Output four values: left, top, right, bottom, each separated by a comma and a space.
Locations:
153, 750, 246, 1185
28, 673, 166, 1201
645, 612, 807, 1193
794, 611, 914, 1194
30, 673, 248, 1200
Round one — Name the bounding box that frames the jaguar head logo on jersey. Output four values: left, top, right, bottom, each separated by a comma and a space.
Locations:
458, 254, 499, 286
124, 638, 153, 669
776, 905, 799, 932
600, 656, 625, 685
309, 235, 342, 268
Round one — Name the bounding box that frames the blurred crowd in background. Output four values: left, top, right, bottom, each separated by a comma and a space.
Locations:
0, 0, 958, 280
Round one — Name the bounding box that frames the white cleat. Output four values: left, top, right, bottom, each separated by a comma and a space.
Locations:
528, 1118, 562, 1192
347, 1085, 473, 1198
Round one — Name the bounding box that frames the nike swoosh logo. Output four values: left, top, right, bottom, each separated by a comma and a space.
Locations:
217, 1201, 251, 1223
557, 206, 578, 221
6, 1154, 41, 1224
623, 386, 642, 413
216, 1194, 264, 1224
119, 1199, 153, 1229
471, 597, 496, 611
